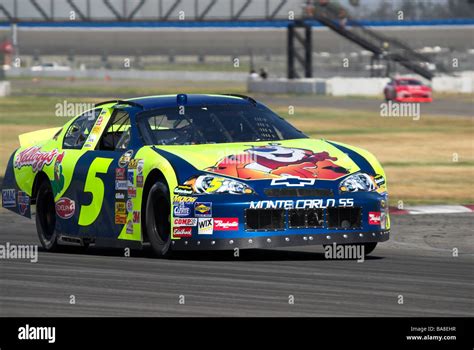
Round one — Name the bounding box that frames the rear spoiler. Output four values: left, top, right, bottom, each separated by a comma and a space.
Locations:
95, 99, 144, 109
18, 127, 62, 148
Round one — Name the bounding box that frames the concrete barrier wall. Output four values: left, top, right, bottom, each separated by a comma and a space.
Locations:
0, 81, 11, 97
247, 78, 326, 94
6, 68, 248, 82
248, 76, 474, 96
432, 75, 474, 94
326, 77, 390, 96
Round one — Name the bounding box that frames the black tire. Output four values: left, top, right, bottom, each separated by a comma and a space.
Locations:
363, 242, 377, 256
145, 181, 172, 258
35, 180, 58, 251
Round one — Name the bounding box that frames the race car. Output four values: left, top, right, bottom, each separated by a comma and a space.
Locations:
1, 94, 389, 257
384, 78, 433, 102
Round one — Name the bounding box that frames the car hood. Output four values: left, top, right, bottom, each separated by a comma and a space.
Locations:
152, 138, 382, 185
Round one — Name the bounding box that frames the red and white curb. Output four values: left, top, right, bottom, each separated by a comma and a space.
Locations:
389, 205, 474, 215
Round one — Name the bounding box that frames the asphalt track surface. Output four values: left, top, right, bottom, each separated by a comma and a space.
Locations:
0, 208, 472, 317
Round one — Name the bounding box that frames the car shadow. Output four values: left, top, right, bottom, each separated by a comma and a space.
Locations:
42, 245, 384, 262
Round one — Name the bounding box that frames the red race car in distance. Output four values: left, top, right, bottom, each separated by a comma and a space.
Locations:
384, 78, 433, 103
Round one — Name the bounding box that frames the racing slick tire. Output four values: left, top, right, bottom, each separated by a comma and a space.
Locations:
35, 180, 59, 251
362, 242, 377, 256
146, 181, 172, 258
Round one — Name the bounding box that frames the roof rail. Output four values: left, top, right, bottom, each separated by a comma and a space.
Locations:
223, 94, 257, 105
94, 99, 144, 109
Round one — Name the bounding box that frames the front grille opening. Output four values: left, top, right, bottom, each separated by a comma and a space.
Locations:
327, 207, 361, 229
289, 210, 306, 228
246, 209, 285, 231
289, 209, 324, 228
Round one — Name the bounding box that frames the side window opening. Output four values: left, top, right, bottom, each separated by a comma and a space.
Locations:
98, 111, 131, 151
63, 109, 100, 149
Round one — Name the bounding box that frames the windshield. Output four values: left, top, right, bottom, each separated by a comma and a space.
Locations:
398, 79, 422, 86
137, 104, 307, 145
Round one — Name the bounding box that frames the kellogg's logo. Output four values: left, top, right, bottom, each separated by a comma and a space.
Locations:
55, 197, 75, 219
14, 147, 59, 172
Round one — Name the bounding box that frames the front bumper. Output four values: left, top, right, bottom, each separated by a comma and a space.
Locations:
171, 230, 390, 250
395, 96, 432, 103
171, 191, 390, 251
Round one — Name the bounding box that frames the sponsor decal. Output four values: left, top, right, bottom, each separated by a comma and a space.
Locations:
115, 168, 126, 180
174, 185, 193, 196
115, 213, 127, 225
51, 152, 65, 195
173, 195, 197, 204
206, 145, 349, 180
195, 202, 212, 217
115, 180, 128, 191
250, 198, 354, 210
96, 115, 104, 125
173, 202, 192, 217
380, 212, 387, 230
14, 147, 59, 172
115, 192, 126, 200
136, 175, 144, 188
118, 150, 134, 168
55, 197, 75, 219
198, 218, 213, 235
128, 187, 136, 198
115, 201, 126, 215
126, 220, 134, 234
214, 218, 239, 231
270, 176, 316, 187
173, 218, 197, 227
173, 226, 192, 238
17, 191, 30, 216
368, 211, 381, 225
127, 169, 134, 187
137, 159, 144, 176
374, 174, 385, 187
133, 211, 141, 224
91, 126, 101, 134
128, 159, 138, 169
126, 199, 133, 213
2, 189, 16, 208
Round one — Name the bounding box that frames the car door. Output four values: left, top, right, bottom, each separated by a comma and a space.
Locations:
56, 106, 138, 246
53, 106, 121, 239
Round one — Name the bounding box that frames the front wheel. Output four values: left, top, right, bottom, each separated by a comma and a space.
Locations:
145, 181, 172, 258
35, 180, 58, 251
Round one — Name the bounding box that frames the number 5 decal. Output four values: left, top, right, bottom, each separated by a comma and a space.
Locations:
78, 157, 113, 226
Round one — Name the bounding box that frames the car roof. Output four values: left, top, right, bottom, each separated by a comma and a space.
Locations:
124, 94, 256, 110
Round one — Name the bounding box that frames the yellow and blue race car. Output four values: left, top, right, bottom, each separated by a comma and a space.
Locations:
1, 94, 389, 257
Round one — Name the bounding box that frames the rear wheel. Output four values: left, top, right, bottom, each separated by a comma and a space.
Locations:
35, 180, 58, 251
145, 181, 172, 257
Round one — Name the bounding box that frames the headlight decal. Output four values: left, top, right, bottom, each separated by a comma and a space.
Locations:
186, 174, 254, 195
339, 173, 377, 193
